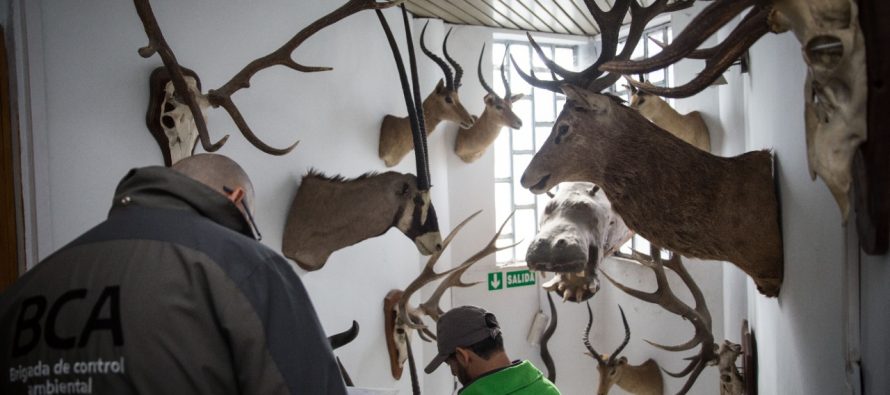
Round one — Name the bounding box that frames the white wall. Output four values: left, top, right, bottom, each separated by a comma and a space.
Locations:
14, 1, 461, 393
12, 1, 887, 395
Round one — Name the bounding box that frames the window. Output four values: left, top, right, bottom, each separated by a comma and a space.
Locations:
492, 40, 577, 266
492, 24, 674, 265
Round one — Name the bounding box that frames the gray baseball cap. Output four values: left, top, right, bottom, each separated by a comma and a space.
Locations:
424, 305, 501, 374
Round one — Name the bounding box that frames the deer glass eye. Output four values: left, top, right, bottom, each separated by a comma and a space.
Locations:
554, 124, 570, 144
445, 96, 454, 104
637, 97, 646, 105
495, 104, 504, 111
399, 183, 410, 196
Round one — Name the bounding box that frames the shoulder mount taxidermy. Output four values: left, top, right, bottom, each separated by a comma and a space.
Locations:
626, 76, 711, 153
454, 44, 524, 163
513, 0, 783, 296
378, 22, 474, 167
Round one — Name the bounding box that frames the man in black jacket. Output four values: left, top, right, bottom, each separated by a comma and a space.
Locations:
0, 154, 347, 394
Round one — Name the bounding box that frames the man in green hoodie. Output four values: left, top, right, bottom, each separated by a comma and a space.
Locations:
425, 305, 560, 394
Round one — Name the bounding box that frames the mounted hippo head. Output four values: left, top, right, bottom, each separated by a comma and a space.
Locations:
282, 170, 441, 271
526, 182, 631, 302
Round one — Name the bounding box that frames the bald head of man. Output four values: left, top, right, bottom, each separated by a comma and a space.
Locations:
173, 153, 257, 227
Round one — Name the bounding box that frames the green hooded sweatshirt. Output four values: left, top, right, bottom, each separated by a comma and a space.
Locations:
459, 360, 560, 395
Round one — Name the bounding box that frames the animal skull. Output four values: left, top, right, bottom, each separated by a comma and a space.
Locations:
773, 0, 867, 220
160, 76, 210, 165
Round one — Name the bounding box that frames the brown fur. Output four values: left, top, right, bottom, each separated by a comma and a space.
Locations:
596, 358, 664, 395
630, 92, 711, 152
454, 93, 523, 163
379, 79, 474, 167
282, 171, 436, 271
522, 86, 783, 296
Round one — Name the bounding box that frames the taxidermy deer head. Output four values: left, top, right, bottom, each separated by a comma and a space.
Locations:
454, 44, 524, 163
585, 304, 664, 395
379, 23, 475, 167
601, 0, 867, 221
625, 77, 711, 152
514, 0, 784, 296
602, 246, 721, 395
384, 211, 515, 379
526, 182, 632, 302
282, 170, 441, 271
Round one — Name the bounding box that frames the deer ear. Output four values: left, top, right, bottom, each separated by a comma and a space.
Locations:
509, 93, 525, 102
435, 79, 446, 93
484, 93, 495, 104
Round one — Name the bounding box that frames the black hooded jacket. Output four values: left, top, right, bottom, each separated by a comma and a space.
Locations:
0, 166, 347, 394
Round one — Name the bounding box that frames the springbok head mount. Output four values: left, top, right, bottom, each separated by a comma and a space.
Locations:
478, 44, 524, 130
600, 0, 867, 221
420, 22, 475, 129
134, 0, 402, 159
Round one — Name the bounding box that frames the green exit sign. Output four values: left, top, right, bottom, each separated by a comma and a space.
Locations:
489, 270, 535, 291
506, 270, 535, 288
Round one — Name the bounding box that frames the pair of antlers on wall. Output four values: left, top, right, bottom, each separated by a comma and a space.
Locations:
133, 0, 403, 156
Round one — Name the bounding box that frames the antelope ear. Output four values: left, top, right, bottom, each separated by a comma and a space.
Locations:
435, 79, 446, 93
561, 85, 610, 112
509, 93, 525, 102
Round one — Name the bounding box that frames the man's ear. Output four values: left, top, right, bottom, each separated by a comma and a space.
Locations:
455, 347, 472, 365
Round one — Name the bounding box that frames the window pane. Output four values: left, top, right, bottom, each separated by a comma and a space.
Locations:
493, 66, 505, 94
513, 99, 533, 135
532, 46, 553, 69
497, 245, 515, 264
510, 66, 531, 97
510, 44, 530, 70
513, 155, 534, 205
494, 132, 511, 178
630, 40, 644, 60
535, 126, 552, 152
534, 88, 555, 123
495, 183, 513, 224
554, 47, 574, 70
512, 123, 533, 151
634, 235, 650, 254
515, 209, 538, 262
647, 33, 663, 57
493, 43, 506, 62
648, 69, 664, 84
620, 239, 633, 255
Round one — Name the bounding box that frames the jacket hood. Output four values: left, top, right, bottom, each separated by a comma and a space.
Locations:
110, 166, 254, 238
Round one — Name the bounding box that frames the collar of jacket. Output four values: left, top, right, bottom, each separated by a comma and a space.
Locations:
459, 360, 540, 394
109, 166, 254, 238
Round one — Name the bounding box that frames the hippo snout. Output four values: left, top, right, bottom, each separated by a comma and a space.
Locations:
526, 237, 589, 273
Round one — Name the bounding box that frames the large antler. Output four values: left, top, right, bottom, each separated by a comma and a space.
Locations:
600, 0, 775, 98
584, 303, 631, 366
600, 246, 716, 395
513, 0, 695, 94
134, 0, 401, 155
397, 211, 517, 332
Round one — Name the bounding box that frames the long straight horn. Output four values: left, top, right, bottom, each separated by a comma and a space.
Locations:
420, 22, 454, 90
375, 7, 430, 190
443, 28, 463, 89
477, 44, 498, 97
500, 46, 511, 98
402, 6, 430, 190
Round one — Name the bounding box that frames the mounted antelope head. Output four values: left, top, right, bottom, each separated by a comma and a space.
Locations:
600, 0, 867, 221
526, 182, 632, 303
282, 170, 441, 271
625, 77, 711, 153
601, 246, 719, 395
454, 44, 524, 163
514, 0, 784, 296
384, 211, 515, 379
134, 0, 401, 160
379, 23, 475, 167
585, 304, 664, 395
